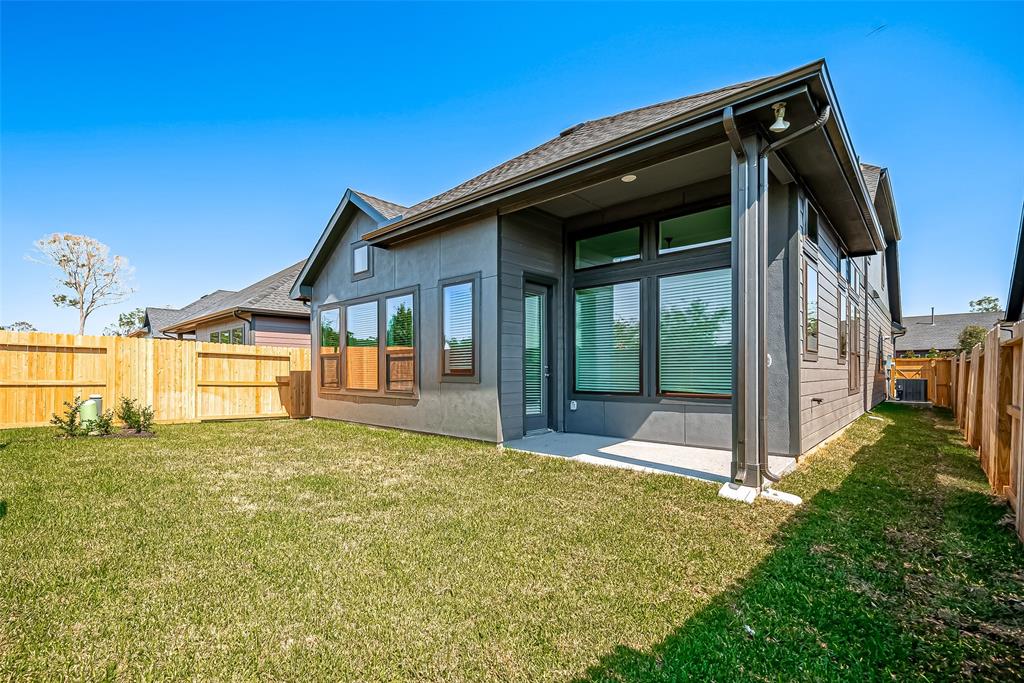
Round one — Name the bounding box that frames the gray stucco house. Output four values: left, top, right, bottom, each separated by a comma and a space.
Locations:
290, 60, 903, 489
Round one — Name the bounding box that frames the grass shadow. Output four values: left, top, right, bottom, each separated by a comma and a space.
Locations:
574, 403, 1024, 681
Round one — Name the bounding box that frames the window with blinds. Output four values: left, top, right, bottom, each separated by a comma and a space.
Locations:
524, 291, 544, 416
345, 301, 378, 390
319, 308, 340, 389
385, 294, 415, 392
658, 268, 731, 396
442, 280, 475, 376
838, 288, 848, 364
574, 281, 640, 393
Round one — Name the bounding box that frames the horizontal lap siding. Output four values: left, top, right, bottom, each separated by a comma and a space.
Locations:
799, 242, 893, 452
252, 315, 311, 348
499, 212, 563, 441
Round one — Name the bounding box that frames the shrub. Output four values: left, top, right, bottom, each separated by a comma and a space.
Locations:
91, 409, 115, 436
117, 397, 155, 433
957, 324, 987, 353
50, 397, 85, 438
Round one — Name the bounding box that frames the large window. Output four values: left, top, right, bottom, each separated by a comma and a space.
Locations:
442, 279, 476, 379
345, 301, 378, 391
804, 260, 819, 358
658, 206, 730, 255
386, 294, 415, 393
319, 309, 340, 388
658, 268, 731, 396
574, 281, 640, 393
574, 227, 641, 270
353, 244, 371, 279
209, 326, 244, 345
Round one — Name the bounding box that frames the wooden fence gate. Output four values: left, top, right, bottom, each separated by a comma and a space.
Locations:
0, 330, 310, 429
890, 357, 953, 408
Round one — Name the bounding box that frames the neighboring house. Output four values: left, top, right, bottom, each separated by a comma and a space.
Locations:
290, 60, 903, 488
895, 311, 1005, 357
1007, 202, 1024, 323
136, 262, 311, 347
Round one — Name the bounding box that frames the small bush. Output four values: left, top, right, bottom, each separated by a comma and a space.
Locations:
91, 409, 115, 436
117, 397, 155, 433
50, 397, 85, 438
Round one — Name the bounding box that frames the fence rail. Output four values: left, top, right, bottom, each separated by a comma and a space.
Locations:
950, 321, 1024, 543
0, 330, 310, 428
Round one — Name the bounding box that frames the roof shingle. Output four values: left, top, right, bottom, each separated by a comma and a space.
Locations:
895, 311, 1004, 352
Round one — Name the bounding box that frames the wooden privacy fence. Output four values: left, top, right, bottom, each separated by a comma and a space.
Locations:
950, 320, 1024, 543
890, 357, 953, 408
0, 330, 310, 428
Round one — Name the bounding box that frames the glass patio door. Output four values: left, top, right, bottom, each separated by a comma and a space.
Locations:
524, 283, 551, 433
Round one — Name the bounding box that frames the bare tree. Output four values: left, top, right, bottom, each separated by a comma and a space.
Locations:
33, 233, 134, 334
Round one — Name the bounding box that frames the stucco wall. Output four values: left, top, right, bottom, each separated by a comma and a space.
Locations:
309, 209, 501, 442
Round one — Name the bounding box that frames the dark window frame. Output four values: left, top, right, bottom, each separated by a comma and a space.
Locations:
439, 273, 481, 384
317, 305, 342, 391
803, 257, 820, 360
316, 287, 420, 399
351, 242, 373, 282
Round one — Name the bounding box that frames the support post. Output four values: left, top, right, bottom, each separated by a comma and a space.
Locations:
731, 135, 767, 488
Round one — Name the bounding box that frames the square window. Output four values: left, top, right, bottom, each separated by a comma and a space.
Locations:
353, 244, 370, 275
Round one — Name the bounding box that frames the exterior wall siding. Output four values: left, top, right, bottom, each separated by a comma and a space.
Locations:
309, 209, 501, 442
251, 315, 311, 348
798, 190, 894, 453
498, 211, 564, 441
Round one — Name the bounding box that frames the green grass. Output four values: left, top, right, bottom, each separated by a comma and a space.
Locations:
1, 405, 1022, 681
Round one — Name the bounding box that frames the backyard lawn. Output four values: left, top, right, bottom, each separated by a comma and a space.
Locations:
2, 404, 1023, 681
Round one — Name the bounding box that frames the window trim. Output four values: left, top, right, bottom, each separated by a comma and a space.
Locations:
316, 287, 420, 399
848, 298, 862, 395
351, 242, 373, 281
439, 273, 481, 384
655, 266, 732, 399
803, 258, 820, 360
838, 286, 848, 365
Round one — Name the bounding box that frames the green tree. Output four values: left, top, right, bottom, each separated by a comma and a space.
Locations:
969, 296, 1000, 312
103, 307, 146, 336
0, 321, 36, 332
957, 324, 987, 352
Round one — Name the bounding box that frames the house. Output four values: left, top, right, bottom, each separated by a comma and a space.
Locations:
895, 310, 1005, 357
290, 60, 903, 489
139, 262, 311, 347
1006, 202, 1024, 323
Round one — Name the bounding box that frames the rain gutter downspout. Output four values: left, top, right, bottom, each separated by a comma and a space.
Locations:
755, 103, 832, 483
232, 309, 251, 343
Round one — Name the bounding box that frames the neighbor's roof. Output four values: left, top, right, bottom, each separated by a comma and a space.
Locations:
895, 311, 1004, 352
162, 261, 309, 333
144, 307, 187, 339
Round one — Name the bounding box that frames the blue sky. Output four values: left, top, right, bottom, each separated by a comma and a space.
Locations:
2, 1, 1023, 333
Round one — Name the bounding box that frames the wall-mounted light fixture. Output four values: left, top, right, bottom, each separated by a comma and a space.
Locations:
769, 102, 790, 133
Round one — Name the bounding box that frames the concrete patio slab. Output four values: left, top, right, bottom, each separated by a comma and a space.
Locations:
503, 431, 797, 484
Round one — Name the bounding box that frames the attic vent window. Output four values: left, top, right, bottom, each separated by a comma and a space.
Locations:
559, 122, 585, 137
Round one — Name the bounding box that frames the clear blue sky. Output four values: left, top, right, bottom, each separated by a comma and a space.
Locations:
2, 1, 1023, 333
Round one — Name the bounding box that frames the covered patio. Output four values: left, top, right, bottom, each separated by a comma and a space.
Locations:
503, 432, 797, 483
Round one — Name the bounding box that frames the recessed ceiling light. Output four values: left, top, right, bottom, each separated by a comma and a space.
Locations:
621, 174, 637, 183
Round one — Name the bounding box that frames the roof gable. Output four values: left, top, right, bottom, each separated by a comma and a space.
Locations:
290, 188, 408, 300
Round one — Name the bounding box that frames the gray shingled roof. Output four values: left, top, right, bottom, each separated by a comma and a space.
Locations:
896, 311, 1004, 352
860, 163, 882, 203
381, 75, 774, 226
352, 190, 406, 219
144, 307, 186, 339
161, 262, 309, 333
